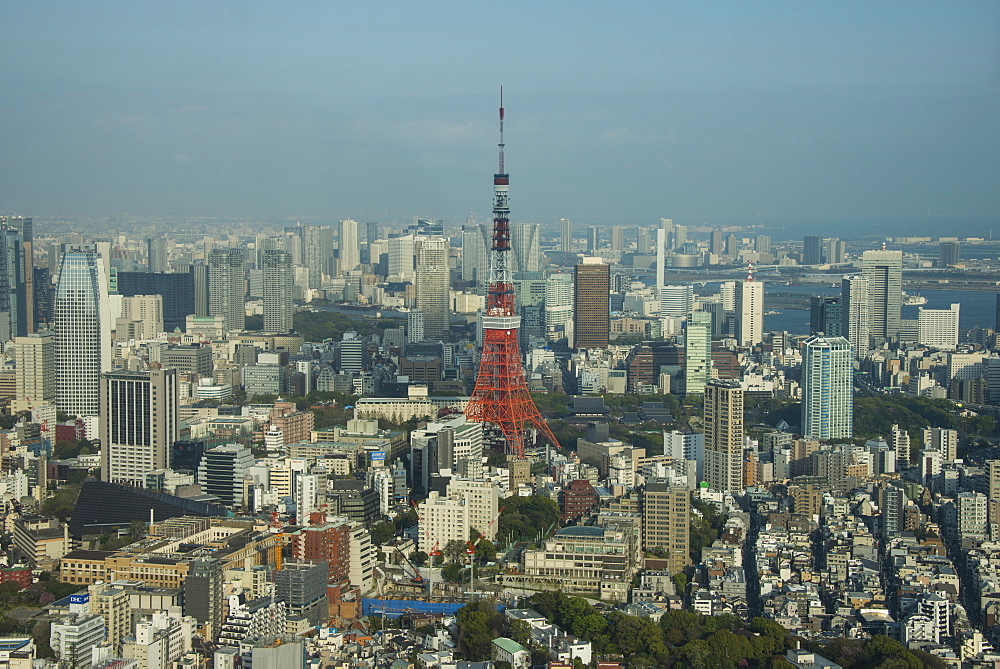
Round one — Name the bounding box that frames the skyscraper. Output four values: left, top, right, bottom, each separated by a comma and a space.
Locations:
146, 237, 168, 272
841, 275, 871, 357
939, 241, 960, 267
703, 380, 744, 493
0, 225, 27, 341
809, 296, 842, 337
755, 235, 772, 255
802, 235, 823, 265
262, 250, 293, 334
1, 216, 34, 333
303, 225, 333, 290
800, 335, 853, 440
100, 368, 178, 487
208, 248, 245, 332
12, 332, 55, 414
861, 248, 903, 342
415, 238, 450, 340
559, 218, 572, 253
461, 224, 489, 285
586, 226, 598, 254
55, 245, 110, 418
188, 264, 210, 318
684, 311, 712, 395
511, 223, 541, 272
709, 230, 724, 255
573, 259, 609, 349
611, 226, 624, 252
337, 219, 361, 275
917, 303, 960, 351
544, 272, 573, 340
641, 481, 690, 575
734, 277, 763, 347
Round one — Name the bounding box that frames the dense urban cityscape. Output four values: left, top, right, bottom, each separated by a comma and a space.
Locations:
3, 2, 1000, 669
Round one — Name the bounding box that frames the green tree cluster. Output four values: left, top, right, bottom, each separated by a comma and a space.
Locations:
40, 483, 82, 521
528, 591, 791, 667
496, 495, 560, 545
455, 598, 505, 661
689, 498, 725, 562
808, 635, 946, 669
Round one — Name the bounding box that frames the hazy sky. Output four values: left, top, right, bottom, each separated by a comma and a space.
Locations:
2, 2, 999, 234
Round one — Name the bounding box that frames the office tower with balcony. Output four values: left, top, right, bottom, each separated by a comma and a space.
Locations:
704, 380, 744, 493
337, 219, 361, 276
100, 368, 178, 487
841, 275, 871, 357
862, 248, 903, 342
684, 311, 712, 395
803, 235, 823, 265
734, 277, 763, 348
641, 480, 690, 575
208, 248, 245, 332
573, 259, 610, 349
461, 224, 489, 285
303, 225, 333, 289
415, 238, 450, 340
559, 218, 572, 253
800, 335, 853, 440
262, 250, 293, 334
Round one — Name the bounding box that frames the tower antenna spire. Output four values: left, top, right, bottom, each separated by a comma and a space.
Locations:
498, 86, 505, 174
465, 93, 561, 460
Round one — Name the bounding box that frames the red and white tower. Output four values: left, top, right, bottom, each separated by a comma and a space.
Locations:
465, 91, 561, 460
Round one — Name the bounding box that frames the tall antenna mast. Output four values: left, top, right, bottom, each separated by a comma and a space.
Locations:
498, 86, 505, 174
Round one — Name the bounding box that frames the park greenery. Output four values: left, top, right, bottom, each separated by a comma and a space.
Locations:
245, 309, 395, 341
454, 591, 946, 668
495, 495, 560, 546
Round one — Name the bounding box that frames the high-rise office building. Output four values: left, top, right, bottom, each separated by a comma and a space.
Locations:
586, 226, 598, 254
703, 380, 744, 493
12, 332, 55, 414
117, 271, 194, 333
803, 235, 823, 265
461, 224, 489, 285
0, 225, 27, 341
918, 303, 960, 351
659, 284, 694, 319
939, 241, 960, 267
641, 481, 690, 575
861, 248, 903, 342
184, 557, 224, 640
725, 234, 738, 257
303, 225, 333, 289
544, 272, 573, 340
809, 296, 842, 337
636, 227, 652, 254
415, 238, 450, 339
208, 248, 245, 333
559, 218, 572, 253
709, 230, 724, 255
611, 226, 624, 252
511, 223, 541, 273
823, 238, 846, 265
387, 234, 417, 280
755, 235, 772, 255
841, 275, 871, 357
33, 266, 52, 328
115, 294, 164, 341
800, 335, 853, 440
262, 250, 293, 334
55, 245, 110, 417
734, 278, 763, 347
198, 443, 253, 507
573, 259, 609, 349
100, 368, 178, 487
187, 264, 210, 318
337, 219, 361, 275
146, 237, 168, 272
1, 216, 34, 333
684, 311, 712, 395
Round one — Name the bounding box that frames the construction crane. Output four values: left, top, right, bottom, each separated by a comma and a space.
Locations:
392, 544, 425, 586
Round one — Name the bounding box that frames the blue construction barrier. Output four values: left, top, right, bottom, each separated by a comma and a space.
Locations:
362, 598, 502, 618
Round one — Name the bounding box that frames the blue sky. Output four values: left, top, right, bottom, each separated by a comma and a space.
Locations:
2, 1, 998, 234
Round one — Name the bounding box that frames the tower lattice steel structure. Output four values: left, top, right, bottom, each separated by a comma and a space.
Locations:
465, 91, 561, 460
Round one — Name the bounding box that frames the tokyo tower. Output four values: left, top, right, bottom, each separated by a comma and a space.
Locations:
464, 91, 561, 460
